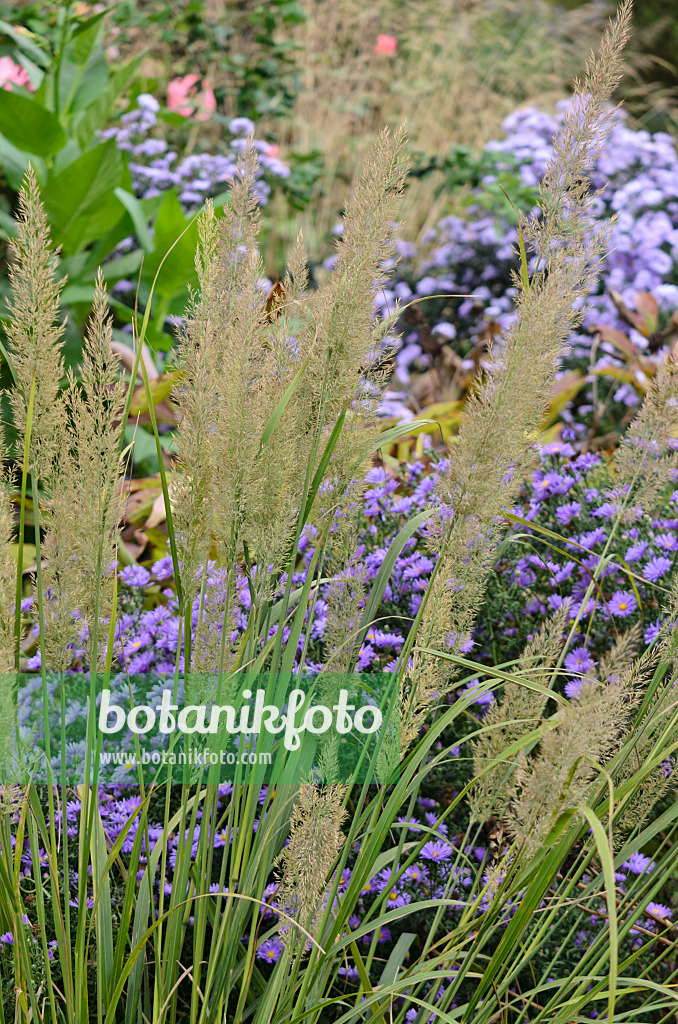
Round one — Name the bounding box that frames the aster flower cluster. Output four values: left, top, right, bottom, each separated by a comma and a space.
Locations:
20, 440, 678, 707
22, 462, 443, 682
6, 775, 670, 1004
383, 101, 678, 402
478, 436, 678, 688
99, 95, 290, 210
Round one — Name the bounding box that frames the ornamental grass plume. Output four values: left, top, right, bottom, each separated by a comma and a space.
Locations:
469, 605, 569, 821
614, 352, 678, 515
172, 130, 408, 656
401, 0, 633, 747
42, 271, 126, 671
610, 583, 678, 838
503, 671, 640, 858
5, 165, 65, 481
275, 782, 347, 951
4, 164, 66, 672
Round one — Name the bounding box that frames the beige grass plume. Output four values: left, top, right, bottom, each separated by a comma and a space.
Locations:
401, 0, 633, 748
276, 782, 347, 952
42, 270, 126, 670
5, 165, 66, 480
172, 130, 408, 665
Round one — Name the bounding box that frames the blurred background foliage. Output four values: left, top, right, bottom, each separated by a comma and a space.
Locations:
4, 0, 677, 268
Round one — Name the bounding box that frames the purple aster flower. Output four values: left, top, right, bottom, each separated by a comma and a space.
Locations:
360, 875, 384, 896
432, 321, 456, 339
119, 565, 152, 588
541, 440, 575, 457
356, 644, 376, 670
364, 466, 390, 487
654, 532, 678, 552
364, 628, 403, 649
608, 590, 637, 617
137, 93, 160, 113
402, 864, 428, 885
383, 887, 411, 909
256, 937, 284, 963
337, 965, 360, 979
424, 812, 447, 833
623, 852, 655, 875
229, 117, 255, 136
152, 556, 174, 580
555, 501, 581, 526
564, 678, 584, 699
644, 618, 662, 644
459, 679, 494, 708
421, 841, 454, 862
553, 561, 575, 584
646, 902, 672, 919
625, 540, 648, 562
644, 556, 672, 582
574, 453, 600, 471
0, 932, 13, 945
578, 528, 606, 550
564, 646, 595, 675
591, 502, 616, 519
533, 472, 574, 498
213, 826, 232, 849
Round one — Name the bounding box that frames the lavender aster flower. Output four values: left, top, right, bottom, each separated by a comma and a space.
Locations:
256, 937, 284, 963
119, 565, 152, 588
421, 841, 454, 862
229, 117, 255, 136
608, 590, 637, 617
555, 501, 582, 526
564, 646, 595, 675
643, 556, 673, 582
626, 541, 648, 562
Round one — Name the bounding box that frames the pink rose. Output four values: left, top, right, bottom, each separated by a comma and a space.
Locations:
167, 75, 216, 121
266, 144, 280, 157
0, 56, 33, 92
372, 35, 397, 55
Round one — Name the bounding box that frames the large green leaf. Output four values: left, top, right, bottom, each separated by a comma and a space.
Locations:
113, 187, 153, 253
43, 141, 125, 255
0, 90, 66, 156
140, 189, 199, 298
67, 10, 107, 66
70, 52, 109, 114
0, 135, 33, 190
71, 55, 142, 150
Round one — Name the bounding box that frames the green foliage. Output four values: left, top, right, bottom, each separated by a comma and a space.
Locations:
211, 0, 306, 121
102, 0, 306, 122
408, 145, 539, 215
0, 6, 144, 360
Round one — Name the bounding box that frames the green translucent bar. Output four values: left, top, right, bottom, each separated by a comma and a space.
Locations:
2, 671, 401, 786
